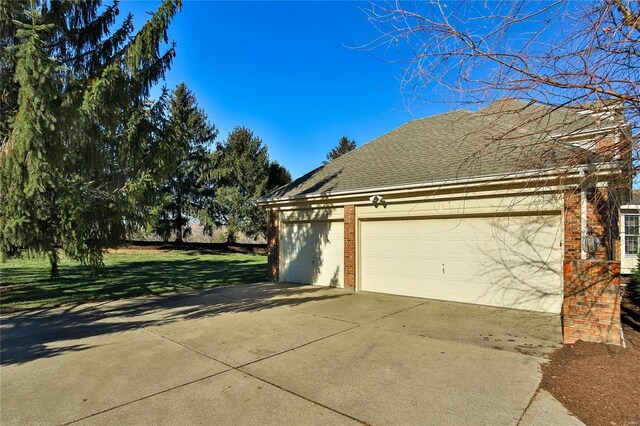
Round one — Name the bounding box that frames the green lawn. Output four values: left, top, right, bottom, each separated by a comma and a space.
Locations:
0, 248, 267, 312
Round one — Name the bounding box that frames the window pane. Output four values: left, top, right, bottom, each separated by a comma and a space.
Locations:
625, 236, 638, 255
625, 215, 640, 236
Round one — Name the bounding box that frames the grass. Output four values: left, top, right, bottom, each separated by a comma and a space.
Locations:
0, 248, 267, 312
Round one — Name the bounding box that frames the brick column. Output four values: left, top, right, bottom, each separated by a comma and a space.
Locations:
267, 209, 279, 281
563, 191, 582, 260
563, 260, 621, 345
344, 205, 356, 289
585, 187, 619, 261
565, 188, 619, 262
563, 190, 622, 345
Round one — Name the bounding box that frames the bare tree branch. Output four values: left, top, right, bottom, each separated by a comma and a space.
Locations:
361, 0, 638, 182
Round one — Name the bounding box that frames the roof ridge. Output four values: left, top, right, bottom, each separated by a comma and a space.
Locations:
410, 108, 473, 123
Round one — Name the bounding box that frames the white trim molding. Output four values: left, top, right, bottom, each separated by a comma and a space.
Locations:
260, 163, 623, 207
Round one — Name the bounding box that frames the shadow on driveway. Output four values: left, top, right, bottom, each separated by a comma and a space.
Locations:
0, 282, 345, 366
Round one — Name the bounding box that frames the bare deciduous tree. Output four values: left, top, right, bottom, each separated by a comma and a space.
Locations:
360, 1, 639, 262
363, 0, 638, 175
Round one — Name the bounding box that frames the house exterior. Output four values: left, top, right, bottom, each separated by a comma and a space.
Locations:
260, 99, 632, 345
620, 191, 640, 274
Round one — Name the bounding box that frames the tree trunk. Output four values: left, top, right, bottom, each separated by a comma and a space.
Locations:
176, 184, 183, 243
49, 249, 59, 279
227, 230, 236, 244
175, 209, 183, 243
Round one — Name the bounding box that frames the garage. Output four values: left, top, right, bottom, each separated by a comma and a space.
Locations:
359, 214, 563, 313
262, 101, 625, 344
280, 217, 344, 287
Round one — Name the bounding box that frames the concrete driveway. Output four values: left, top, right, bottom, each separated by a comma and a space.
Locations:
1, 282, 582, 425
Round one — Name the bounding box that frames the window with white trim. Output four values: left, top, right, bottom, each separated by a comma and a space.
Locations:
624, 214, 639, 256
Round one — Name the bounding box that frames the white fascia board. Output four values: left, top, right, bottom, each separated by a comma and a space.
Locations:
259, 162, 623, 206
275, 185, 567, 211
549, 125, 620, 140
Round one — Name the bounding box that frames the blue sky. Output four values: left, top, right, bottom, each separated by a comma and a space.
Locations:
123, 1, 446, 179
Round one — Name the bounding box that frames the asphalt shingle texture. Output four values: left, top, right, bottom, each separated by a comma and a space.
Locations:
267, 99, 616, 200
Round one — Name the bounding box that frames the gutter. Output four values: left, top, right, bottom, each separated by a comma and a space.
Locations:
259, 162, 623, 206
549, 125, 621, 140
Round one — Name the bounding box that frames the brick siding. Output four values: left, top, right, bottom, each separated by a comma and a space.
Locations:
563, 191, 582, 260
563, 189, 622, 345
344, 205, 356, 289
585, 187, 620, 261
563, 260, 621, 345
267, 209, 279, 281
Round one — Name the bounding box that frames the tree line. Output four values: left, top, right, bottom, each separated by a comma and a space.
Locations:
0, 1, 290, 277
149, 82, 291, 245
0, 0, 359, 277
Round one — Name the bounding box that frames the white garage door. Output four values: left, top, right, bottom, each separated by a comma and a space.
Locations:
280, 221, 344, 287
360, 215, 562, 313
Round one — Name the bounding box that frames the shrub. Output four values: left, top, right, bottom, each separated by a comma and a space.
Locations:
629, 253, 640, 302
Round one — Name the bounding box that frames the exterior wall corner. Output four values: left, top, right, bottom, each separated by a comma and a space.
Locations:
344, 205, 356, 289
563, 189, 622, 345
267, 209, 279, 282
562, 259, 621, 345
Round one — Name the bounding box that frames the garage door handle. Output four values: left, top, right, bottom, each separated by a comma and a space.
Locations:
442, 263, 445, 274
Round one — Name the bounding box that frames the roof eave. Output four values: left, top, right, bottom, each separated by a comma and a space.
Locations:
258, 162, 623, 206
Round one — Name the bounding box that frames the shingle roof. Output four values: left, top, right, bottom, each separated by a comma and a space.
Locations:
628, 190, 640, 205
266, 99, 620, 201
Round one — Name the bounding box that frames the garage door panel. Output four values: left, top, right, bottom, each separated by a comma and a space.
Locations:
360, 216, 562, 313
280, 221, 344, 287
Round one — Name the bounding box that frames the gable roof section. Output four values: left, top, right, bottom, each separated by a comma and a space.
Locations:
266, 99, 621, 201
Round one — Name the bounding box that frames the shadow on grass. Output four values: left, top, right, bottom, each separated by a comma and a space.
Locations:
126, 240, 267, 255
1, 256, 265, 310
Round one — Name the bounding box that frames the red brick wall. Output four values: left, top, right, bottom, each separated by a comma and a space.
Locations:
585, 187, 619, 261
563, 189, 622, 345
267, 209, 279, 281
564, 191, 582, 260
595, 137, 615, 158
563, 260, 621, 345
344, 205, 356, 289
564, 188, 619, 261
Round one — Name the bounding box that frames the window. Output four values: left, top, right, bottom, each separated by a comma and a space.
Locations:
625, 214, 640, 256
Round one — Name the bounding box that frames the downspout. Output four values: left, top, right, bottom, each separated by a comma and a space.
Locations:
579, 166, 588, 260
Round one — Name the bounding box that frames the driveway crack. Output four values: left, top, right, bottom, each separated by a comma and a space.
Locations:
237, 368, 367, 425
287, 308, 360, 325
360, 300, 429, 325
67, 326, 369, 425
517, 382, 543, 425
63, 369, 232, 425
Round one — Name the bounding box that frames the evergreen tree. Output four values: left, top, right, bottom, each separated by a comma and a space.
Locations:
152, 83, 217, 242
266, 161, 292, 191
631, 253, 640, 302
0, 1, 182, 277
202, 127, 273, 243
0, 1, 25, 142
324, 136, 356, 164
